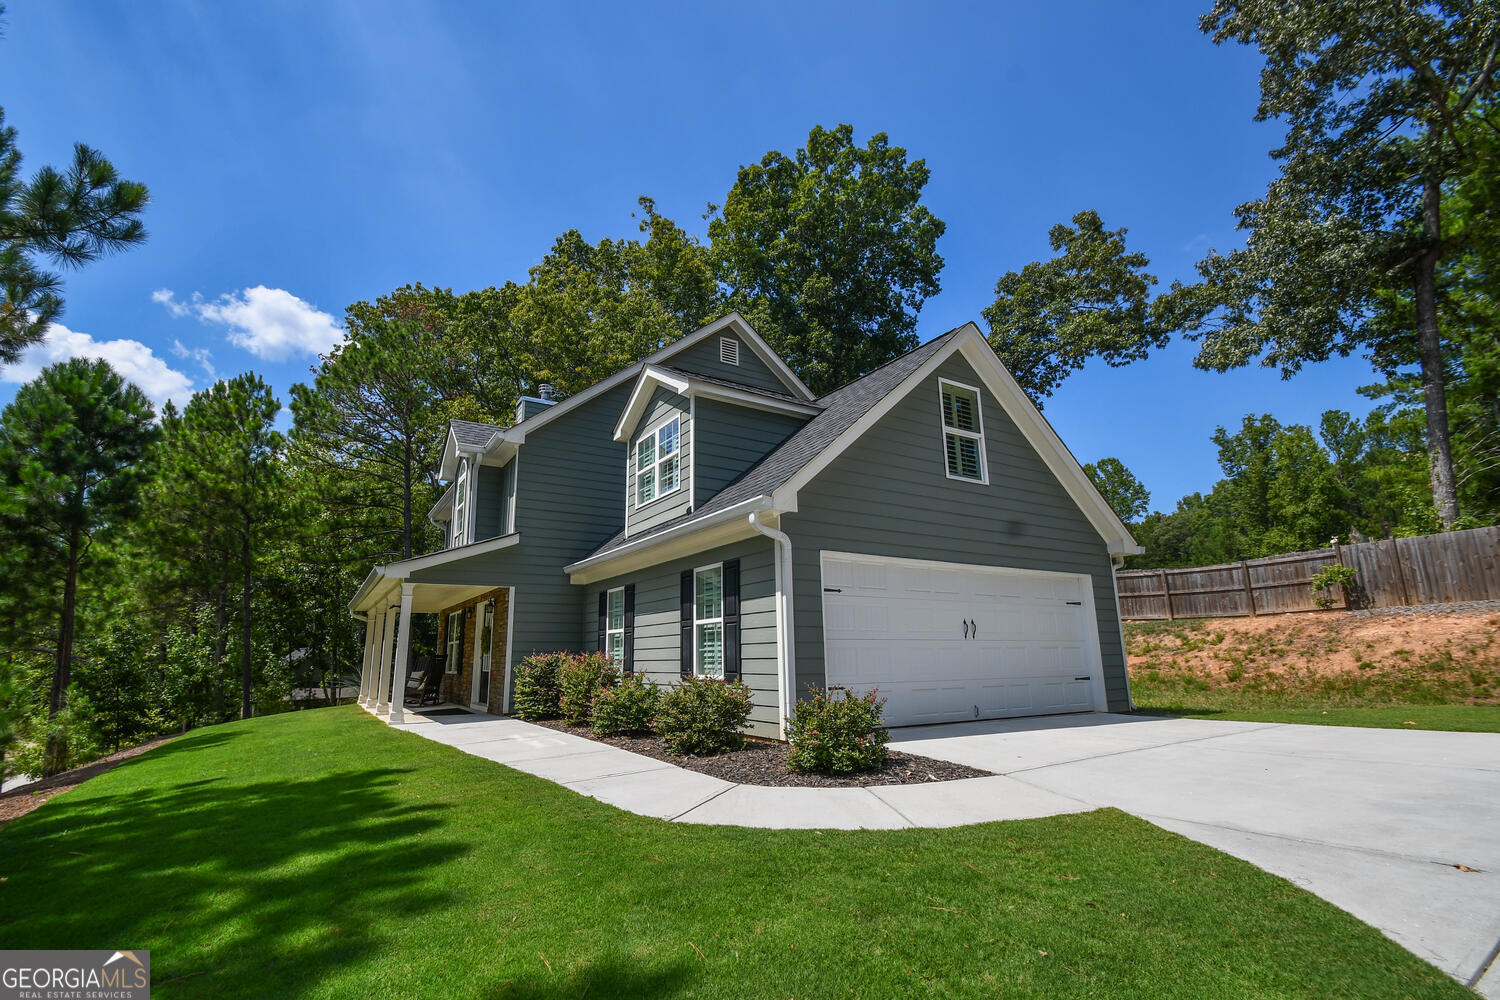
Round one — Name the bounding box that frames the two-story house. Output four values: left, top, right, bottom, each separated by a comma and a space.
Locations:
351, 313, 1142, 739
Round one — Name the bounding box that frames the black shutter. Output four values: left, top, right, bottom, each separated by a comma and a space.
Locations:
680, 570, 694, 678
723, 559, 741, 682
623, 585, 635, 676
597, 591, 607, 654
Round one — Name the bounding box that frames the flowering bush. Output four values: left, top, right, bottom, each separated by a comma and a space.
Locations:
558, 652, 620, 725
590, 673, 662, 736
511, 652, 567, 720
786, 685, 889, 774
654, 676, 753, 756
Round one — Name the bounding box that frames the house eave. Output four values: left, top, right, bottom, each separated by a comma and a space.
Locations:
564, 496, 775, 584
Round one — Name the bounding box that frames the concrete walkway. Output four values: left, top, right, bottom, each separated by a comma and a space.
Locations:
386, 706, 1088, 827
383, 705, 1500, 996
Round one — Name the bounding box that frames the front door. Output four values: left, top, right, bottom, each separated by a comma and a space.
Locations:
472, 601, 494, 710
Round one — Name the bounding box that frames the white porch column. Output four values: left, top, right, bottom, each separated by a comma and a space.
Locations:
374, 609, 396, 714
358, 614, 377, 706
388, 583, 415, 725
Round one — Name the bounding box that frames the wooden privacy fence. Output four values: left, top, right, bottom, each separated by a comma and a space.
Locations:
1117, 524, 1500, 621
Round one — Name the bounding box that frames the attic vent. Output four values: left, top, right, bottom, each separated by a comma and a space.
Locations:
719, 337, 740, 366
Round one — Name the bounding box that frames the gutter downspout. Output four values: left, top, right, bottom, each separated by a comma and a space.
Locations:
1111, 554, 1136, 712
747, 511, 795, 741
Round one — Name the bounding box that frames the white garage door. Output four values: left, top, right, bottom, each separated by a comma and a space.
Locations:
821, 553, 1105, 727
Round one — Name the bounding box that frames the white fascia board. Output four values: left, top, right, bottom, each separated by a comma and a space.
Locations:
612, 366, 693, 442
351, 533, 524, 612
489, 313, 811, 447
686, 382, 822, 419
386, 531, 522, 576
689, 312, 816, 401
771, 323, 1143, 558
564, 496, 774, 583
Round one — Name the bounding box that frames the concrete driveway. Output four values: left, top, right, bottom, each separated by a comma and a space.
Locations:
889, 713, 1500, 996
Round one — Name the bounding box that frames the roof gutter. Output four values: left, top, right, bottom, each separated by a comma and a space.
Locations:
563, 495, 776, 581
747, 511, 795, 740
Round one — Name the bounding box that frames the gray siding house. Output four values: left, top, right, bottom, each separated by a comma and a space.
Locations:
351, 314, 1142, 738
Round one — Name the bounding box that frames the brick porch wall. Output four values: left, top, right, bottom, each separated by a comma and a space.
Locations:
436, 587, 510, 713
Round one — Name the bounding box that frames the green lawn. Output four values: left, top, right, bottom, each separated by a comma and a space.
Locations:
1135, 701, 1500, 732
0, 707, 1470, 999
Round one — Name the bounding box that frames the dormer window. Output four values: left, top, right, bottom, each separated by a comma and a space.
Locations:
719, 337, 740, 366
635, 416, 681, 506
939, 378, 987, 484
452, 458, 470, 546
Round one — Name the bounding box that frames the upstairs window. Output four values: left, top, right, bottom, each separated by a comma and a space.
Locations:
635, 416, 681, 506
719, 336, 740, 366
451, 458, 470, 546
939, 379, 987, 484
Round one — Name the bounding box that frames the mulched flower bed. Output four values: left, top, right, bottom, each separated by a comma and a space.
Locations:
532, 720, 992, 788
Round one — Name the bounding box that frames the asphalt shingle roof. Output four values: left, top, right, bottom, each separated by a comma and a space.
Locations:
451, 419, 507, 448
583, 328, 964, 561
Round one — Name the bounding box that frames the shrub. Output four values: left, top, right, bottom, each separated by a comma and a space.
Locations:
558, 652, 619, 725
511, 652, 567, 720
1310, 564, 1358, 609
590, 674, 662, 736
785, 685, 889, 774
654, 676, 753, 756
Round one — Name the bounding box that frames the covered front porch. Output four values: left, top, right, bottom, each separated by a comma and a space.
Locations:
348, 536, 518, 725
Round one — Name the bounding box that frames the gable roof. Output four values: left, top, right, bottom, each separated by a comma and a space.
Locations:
568, 323, 1142, 578
611, 364, 823, 442
580, 328, 964, 561
451, 418, 506, 448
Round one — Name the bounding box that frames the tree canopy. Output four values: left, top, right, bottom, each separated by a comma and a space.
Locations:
710, 124, 945, 395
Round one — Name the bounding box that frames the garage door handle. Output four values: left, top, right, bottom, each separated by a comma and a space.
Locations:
962, 619, 970, 639
971, 620, 978, 638
1074, 676, 1090, 682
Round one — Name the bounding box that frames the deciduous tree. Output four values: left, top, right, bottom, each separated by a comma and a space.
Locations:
1159, 1, 1499, 526
710, 125, 945, 394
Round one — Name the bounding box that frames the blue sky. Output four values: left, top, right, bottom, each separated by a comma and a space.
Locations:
0, 0, 1382, 510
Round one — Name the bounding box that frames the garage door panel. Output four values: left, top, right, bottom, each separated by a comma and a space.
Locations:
822, 555, 1102, 728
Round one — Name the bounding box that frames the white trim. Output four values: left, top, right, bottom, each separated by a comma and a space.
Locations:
470, 597, 495, 711
771, 324, 1141, 557
452, 457, 471, 547
614, 364, 819, 443
501, 586, 516, 715
816, 550, 1110, 719
444, 610, 463, 674
564, 495, 774, 582
604, 586, 626, 663
508, 313, 813, 451
349, 533, 522, 612
633, 414, 682, 508
613, 366, 691, 442
688, 394, 697, 508
388, 583, 414, 724
692, 561, 726, 679
747, 511, 794, 740
937, 376, 989, 485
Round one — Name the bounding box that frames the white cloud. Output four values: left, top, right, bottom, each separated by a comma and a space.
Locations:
154, 286, 342, 361
2, 322, 196, 409
169, 338, 217, 380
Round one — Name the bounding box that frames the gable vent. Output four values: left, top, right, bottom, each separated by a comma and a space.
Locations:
719, 337, 740, 366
